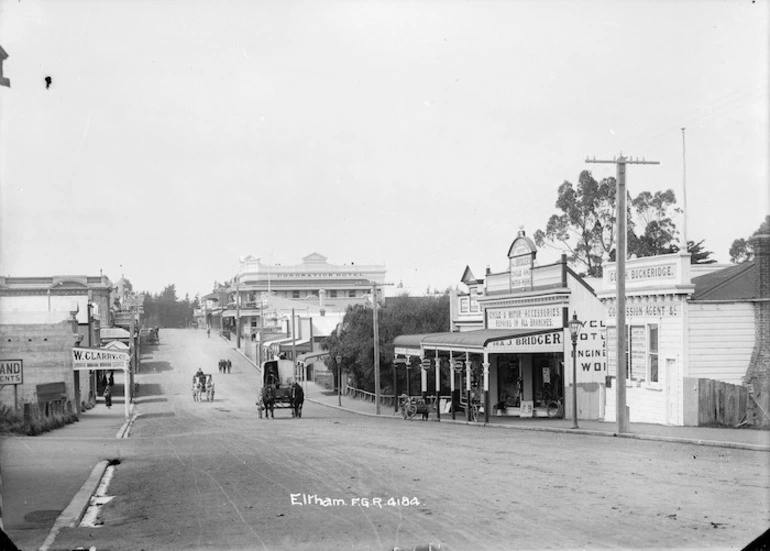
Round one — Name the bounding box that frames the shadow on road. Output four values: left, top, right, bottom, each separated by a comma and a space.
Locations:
140, 360, 173, 373
139, 412, 176, 419
134, 396, 168, 405
135, 383, 164, 398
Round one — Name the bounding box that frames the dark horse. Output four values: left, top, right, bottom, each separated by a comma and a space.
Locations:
290, 382, 304, 418
261, 385, 275, 419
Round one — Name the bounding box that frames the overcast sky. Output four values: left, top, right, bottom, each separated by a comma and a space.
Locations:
1, 0, 768, 299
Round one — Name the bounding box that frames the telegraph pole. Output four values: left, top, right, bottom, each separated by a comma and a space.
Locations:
681, 128, 688, 250
373, 289, 381, 414
586, 154, 659, 434
371, 282, 394, 415
235, 276, 241, 350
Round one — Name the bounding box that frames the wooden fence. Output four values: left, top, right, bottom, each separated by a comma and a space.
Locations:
684, 377, 748, 427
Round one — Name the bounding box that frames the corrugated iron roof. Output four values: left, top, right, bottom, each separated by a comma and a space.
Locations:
690, 261, 756, 301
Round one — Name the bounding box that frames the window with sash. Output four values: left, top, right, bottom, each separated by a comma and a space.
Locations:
606, 323, 660, 385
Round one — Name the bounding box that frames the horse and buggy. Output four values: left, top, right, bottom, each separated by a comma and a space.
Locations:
192, 372, 215, 402
257, 359, 304, 419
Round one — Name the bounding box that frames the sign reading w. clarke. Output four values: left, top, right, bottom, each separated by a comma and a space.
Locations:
72, 347, 129, 370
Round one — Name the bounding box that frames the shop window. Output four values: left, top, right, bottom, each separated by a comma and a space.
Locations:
349, 290, 356, 298
329, 290, 338, 298
630, 325, 646, 382
292, 291, 300, 299
648, 325, 659, 384
607, 324, 658, 383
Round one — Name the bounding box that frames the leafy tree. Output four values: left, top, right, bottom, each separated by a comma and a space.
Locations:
534, 171, 619, 277
668, 239, 716, 264
730, 215, 770, 263
628, 190, 680, 257
138, 284, 197, 328
535, 171, 683, 276
323, 295, 450, 394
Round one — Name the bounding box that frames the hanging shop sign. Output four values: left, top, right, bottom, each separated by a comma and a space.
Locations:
0, 359, 23, 385
72, 347, 129, 370
452, 360, 464, 373
487, 305, 564, 330
487, 331, 563, 353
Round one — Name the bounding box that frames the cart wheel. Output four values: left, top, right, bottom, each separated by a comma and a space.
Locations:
547, 401, 562, 418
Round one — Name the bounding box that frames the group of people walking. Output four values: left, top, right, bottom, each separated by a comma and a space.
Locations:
218, 359, 232, 374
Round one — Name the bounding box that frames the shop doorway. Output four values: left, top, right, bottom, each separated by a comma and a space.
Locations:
533, 353, 564, 417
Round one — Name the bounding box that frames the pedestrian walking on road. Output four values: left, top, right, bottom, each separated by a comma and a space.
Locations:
227, 359, 232, 374
108, 371, 114, 387
104, 384, 112, 408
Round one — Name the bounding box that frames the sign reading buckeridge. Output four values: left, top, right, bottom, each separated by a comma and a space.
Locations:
487, 306, 563, 329
606, 262, 678, 285
0, 359, 23, 385
72, 347, 129, 370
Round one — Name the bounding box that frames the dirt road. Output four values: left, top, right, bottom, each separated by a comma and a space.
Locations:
50, 329, 768, 550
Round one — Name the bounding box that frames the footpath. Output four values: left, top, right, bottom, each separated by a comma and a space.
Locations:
0, 383, 135, 551
304, 382, 770, 452
232, 345, 770, 451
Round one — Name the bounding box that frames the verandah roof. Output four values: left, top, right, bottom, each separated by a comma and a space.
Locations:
393, 328, 560, 355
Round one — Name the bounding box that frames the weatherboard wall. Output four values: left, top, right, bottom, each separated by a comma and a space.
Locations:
687, 302, 754, 385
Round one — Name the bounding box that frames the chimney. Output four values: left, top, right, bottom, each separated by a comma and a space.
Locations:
744, 233, 770, 428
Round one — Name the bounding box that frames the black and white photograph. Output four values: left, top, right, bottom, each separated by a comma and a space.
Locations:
0, 1, 768, 550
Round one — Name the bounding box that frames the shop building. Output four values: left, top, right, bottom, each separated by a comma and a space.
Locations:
394, 230, 607, 421
219, 252, 385, 351
599, 234, 769, 427
0, 275, 115, 414
0, 311, 93, 415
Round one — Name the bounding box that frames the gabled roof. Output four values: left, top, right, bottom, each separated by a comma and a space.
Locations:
302, 252, 328, 264
460, 265, 480, 285
690, 261, 756, 301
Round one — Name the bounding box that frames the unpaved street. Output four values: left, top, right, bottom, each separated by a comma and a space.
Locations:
52, 329, 769, 550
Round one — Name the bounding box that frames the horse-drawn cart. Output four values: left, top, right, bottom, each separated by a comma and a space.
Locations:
257, 359, 296, 418
192, 374, 215, 402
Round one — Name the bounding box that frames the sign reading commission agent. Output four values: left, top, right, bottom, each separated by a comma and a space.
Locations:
0, 359, 23, 385
487, 331, 563, 353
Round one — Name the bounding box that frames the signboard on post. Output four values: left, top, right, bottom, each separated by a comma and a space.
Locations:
72, 347, 129, 370
0, 359, 23, 385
